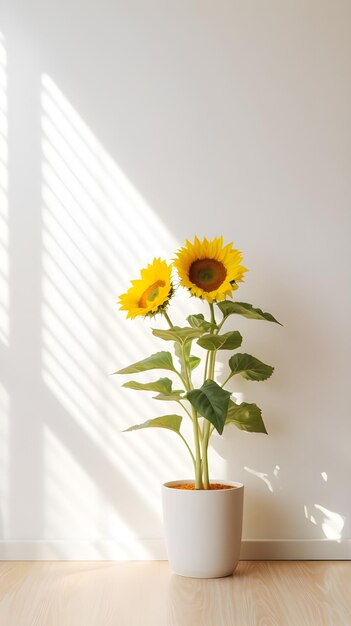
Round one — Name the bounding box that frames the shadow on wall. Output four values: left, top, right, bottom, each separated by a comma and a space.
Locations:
0, 31, 197, 554
40, 72, 204, 548
40, 73, 183, 540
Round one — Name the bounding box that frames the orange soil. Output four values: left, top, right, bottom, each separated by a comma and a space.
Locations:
169, 483, 235, 490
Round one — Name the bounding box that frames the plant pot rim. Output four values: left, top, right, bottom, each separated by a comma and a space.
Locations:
163, 479, 243, 491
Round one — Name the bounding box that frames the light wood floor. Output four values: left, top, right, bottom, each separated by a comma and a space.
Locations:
0, 561, 350, 625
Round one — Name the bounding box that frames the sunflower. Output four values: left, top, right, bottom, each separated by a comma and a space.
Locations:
119, 258, 173, 319
173, 236, 247, 303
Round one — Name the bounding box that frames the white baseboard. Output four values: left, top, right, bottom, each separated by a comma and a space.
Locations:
241, 539, 351, 560
0, 539, 350, 560
0, 539, 167, 561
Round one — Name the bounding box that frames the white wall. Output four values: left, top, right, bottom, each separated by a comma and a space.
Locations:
0, 0, 350, 558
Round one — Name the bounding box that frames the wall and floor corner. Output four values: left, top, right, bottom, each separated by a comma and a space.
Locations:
0, 1, 350, 560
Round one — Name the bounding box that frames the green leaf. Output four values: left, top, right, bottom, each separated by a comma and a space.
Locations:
197, 331, 242, 351
124, 414, 182, 433
154, 391, 184, 401
226, 399, 267, 433
189, 355, 201, 370
228, 353, 274, 381
152, 326, 204, 345
114, 351, 175, 374
187, 314, 217, 332
186, 380, 231, 435
122, 377, 174, 394
217, 301, 282, 325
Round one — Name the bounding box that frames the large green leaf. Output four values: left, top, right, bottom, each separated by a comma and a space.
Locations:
217, 301, 281, 325
152, 326, 205, 345
228, 353, 274, 381
114, 351, 175, 374
122, 378, 174, 394
186, 380, 231, 435
124, 414, 182, 433
197, 331, 242, 351
226, 399, 267, 433
187, 313, 217, 332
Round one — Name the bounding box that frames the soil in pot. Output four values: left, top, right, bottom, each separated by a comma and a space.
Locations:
169, 483, 236, 490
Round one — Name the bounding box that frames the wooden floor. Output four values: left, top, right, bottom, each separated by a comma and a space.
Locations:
0, 561, 350, 625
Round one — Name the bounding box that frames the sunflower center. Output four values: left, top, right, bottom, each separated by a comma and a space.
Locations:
189, 258, 227, 292
138, 280, 166, 308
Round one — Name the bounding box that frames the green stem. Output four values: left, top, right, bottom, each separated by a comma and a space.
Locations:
178, 433, 196, 469
201, 304, 219, 489
202, 362, 213, 489
174, 369, 188, 389
210, 351, 216, 380
209, 302, 216, 326
201, 426, 210, 489
163, 310, 174, 328
216, 318, 226, 333
221, 372, 233, 388
203, 350, 210, 384
181, 344, 202, 489
178, 400, 193, 421
191, 408, 203, 489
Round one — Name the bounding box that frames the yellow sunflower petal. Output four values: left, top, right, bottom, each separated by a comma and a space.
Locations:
118, 258, 173, 319
173, 236, 247, 303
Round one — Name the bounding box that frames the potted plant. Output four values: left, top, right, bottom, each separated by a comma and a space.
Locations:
115, 236, 280, 578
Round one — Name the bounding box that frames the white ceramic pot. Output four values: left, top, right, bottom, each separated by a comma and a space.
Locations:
162, 479, 244, 578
